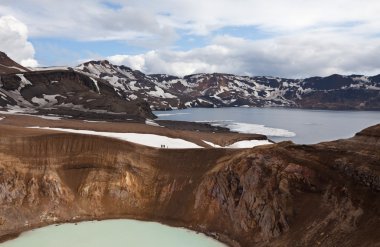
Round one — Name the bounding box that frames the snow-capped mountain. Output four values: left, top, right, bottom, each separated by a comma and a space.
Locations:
0, 54, 154, 120
1, 50, 380, 120
75, 60, 380, 110
75, 60, 183, 110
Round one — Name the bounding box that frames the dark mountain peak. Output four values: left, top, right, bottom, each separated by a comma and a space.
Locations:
368, 74, 380, 83
0, 51, 8, 58
349, 74, 365, 78
149, 74, 181, 81
118, 64, 134, 71
82, 60, 111, 67
327, 73, 345, 78
301, 74, 355, 90
0, 51, 30, 75
78, 60, 138, 74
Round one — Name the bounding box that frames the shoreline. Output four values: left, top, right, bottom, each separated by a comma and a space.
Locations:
153, 105, 380, 112
0, 113, 270, 147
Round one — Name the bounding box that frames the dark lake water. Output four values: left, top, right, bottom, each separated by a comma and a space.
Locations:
155, 108, 380, 144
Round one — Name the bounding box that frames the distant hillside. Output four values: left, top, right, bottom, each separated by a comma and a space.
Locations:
1, 51, 380, 120
0, 53, 154, 121
75, 60, 380, 110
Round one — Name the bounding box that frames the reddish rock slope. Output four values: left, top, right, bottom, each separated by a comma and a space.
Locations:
0, 124, 379, 246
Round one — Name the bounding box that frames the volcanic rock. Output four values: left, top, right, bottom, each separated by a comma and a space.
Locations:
0, 123, 379, 246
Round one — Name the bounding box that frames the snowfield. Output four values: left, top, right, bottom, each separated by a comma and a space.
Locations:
203, 139, 272, 148
26, 126, 272, 149
206, 121, 296, 137
145, 119, 162, 127
27, 127, 203, 149
203, 140, 222, 148
226, 140, 272, 148
0, 109, 62, 120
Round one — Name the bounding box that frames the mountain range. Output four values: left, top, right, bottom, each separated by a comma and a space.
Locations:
1, 51, 379, 120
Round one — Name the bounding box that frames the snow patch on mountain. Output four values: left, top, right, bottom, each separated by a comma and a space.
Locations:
202, 140, 222, 148
31, 94, 62, 107
74, 60, 380, 110
16, 74, 32, 90
90, 78, 100, 93
147, 86, 177, 99
0, 64, 26, 72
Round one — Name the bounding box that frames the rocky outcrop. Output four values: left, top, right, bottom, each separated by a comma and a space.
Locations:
0, 124, 379, 246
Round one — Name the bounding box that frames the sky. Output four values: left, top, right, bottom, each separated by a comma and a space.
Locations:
1, 0, 380, 78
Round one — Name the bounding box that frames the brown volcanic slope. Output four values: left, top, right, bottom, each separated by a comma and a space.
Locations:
0, 69, 154, 120
0, 52, 29, 75
2, 51, 380, 113
0, 51, 154, 120
0, 114, 267, 147
0, 123, 379, 246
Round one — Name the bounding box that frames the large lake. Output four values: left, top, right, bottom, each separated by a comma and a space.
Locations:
155, 108, 380, 144
1, 220, 225, 247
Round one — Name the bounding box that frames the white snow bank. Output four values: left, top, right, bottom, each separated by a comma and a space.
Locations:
29, 66, 69, 71
207, 121, 296, 137
90, 78, 100, 93
27, 127, 203, 149
16, 74, 32, 90
0, 108, 62, 120
226, 140, 272, 148
202, 140, 221, 148
36, 115, 62, 120
0, 64, 26, 72
83, 120, 107, 123
147, 86, 177, 99
145, 119, 161, 127
0, 107, 32, 114
203, 139, 271, 148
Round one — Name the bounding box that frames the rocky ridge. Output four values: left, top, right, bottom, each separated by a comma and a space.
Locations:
0, 55, 154, 120
75, 60, 380, 110
0, 52, 29, 75
1, 52, 380, 118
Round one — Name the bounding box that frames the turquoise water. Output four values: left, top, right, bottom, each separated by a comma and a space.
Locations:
155, 108, 380, 144
1, 220, 225, 247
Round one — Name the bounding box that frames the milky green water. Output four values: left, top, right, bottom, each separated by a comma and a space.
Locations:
1, 220, 226, 247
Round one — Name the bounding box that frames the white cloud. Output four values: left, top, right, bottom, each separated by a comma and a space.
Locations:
2, 0, 380, 41
108, 54, 146, 71
0, 15, 38, 67
2, 0, 380, 76
111, 0, 380, 35
20, 58, 39, 67
0, 1, 177, 48
107, 32, 380, 78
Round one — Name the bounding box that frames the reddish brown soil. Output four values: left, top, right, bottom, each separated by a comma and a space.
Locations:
0, 115, 379, 247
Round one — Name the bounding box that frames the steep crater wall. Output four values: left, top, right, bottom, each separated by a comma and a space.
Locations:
0, 126, 379, 246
